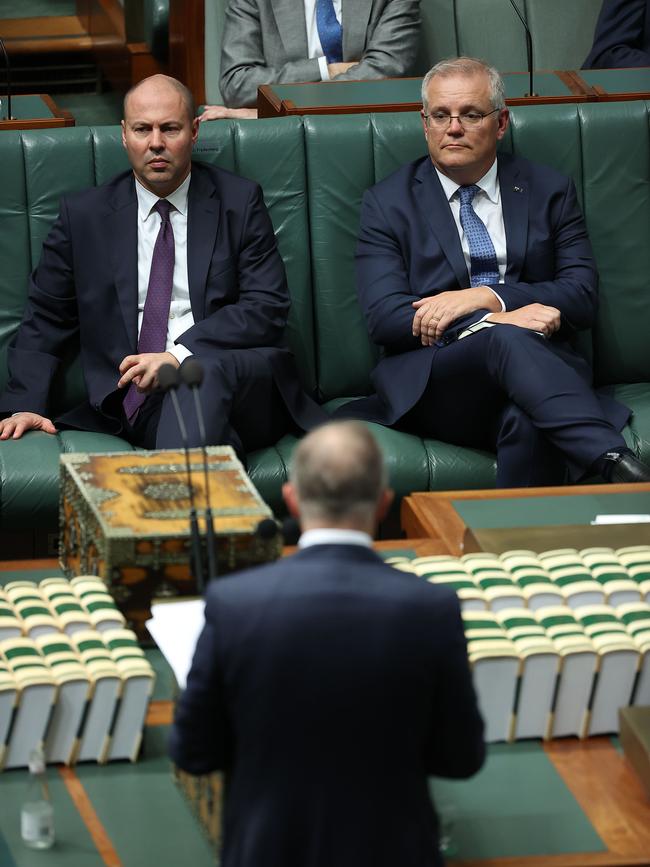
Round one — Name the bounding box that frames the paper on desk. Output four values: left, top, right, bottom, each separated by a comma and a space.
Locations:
591, 514, 650, 525
146, 598, 205, 689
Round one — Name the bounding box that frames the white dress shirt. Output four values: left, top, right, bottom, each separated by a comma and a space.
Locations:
434, 158, 507, 311
304, 0, 343, 81
299, 527, 373, 548
135, 174, 194, 364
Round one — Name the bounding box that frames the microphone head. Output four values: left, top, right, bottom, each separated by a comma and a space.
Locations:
256, 518, 280, 540
158, 363, 181, 392
280, 517, 301, 546
180, 359, 204, 388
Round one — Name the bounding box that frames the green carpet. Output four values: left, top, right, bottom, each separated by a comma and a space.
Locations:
431, 741, 605, 859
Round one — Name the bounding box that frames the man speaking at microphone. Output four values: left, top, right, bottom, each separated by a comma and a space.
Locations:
0, 74, 324, 455
170, 420, 485, 867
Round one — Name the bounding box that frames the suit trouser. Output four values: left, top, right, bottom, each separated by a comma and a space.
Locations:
402, 325, 627, 487
131, 348, 293, 458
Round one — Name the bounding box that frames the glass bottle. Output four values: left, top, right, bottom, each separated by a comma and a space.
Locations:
20, 747, 55, 849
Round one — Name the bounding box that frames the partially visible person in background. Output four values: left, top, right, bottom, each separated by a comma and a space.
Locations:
200, 0, 420, 120
583, 0, 650, 68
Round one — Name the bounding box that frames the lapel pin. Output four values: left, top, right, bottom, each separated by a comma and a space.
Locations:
513, 185, 523, 193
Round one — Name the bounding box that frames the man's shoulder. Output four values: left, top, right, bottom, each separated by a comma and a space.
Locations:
365, 156, 430, 199
61, 169, 134, 208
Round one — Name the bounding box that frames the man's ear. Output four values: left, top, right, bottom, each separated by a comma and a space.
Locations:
120, 119, 127, 148
282, 482, 300, 519
376, 488, 394, 524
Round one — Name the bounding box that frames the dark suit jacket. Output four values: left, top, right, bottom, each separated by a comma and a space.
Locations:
351, 152, 628, 430
0, 161, 315, 434
170, 543, 485, 867
583, 0, 650, 68
219, 0, 420, 107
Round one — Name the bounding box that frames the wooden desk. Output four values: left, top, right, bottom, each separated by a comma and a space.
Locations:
257, 71, 591, 118
0, 94, 75, 130
401, 482, 650, 557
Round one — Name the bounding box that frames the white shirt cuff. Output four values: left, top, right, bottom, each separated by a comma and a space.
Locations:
318, 56, 330, 81
169, 343, 193, 365
489, 287, 506, 311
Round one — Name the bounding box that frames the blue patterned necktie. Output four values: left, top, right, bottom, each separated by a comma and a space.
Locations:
123, 198, 175, 423
457, 184, 499, 287
316, 0, 343, 63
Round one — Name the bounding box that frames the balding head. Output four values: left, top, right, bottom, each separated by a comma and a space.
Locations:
124, 74, 196, 124
284, 421, 392, 532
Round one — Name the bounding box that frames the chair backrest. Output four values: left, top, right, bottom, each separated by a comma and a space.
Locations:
2, 101, 649, 416
417, 0, 603, 73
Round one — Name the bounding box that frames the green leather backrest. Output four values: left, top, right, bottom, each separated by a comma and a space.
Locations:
304, 102, 650, 398
416, 0, 602, 73
143, 0, 170, 62
1, 102, 649, 418
0, 118, 317, 414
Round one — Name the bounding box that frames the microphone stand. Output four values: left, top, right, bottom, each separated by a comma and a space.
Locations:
158, 364, 205, 593
507, 0, 537, 98
180, 359, 218, 582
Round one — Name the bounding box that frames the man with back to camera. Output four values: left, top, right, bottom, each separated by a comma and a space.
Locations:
170, 419, 485, 867
584, 0, 650, 69
0, 74, 325, 454
199, 0, 421, 120
339, 56, 650, 486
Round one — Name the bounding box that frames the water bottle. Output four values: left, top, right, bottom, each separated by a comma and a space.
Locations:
20, 747, 55, 849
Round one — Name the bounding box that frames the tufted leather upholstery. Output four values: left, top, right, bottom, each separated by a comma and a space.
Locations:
1, 101, 648, 534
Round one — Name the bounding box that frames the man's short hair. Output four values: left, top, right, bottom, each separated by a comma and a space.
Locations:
290, 421, 387, 524
421, 57, 506, 113
123, 75, 196, 122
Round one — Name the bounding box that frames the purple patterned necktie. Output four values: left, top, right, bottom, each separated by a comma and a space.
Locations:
123, 198, 175, 423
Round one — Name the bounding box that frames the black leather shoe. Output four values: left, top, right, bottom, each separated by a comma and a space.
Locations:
606, 452, 650, 483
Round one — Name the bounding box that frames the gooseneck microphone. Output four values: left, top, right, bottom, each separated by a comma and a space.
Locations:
0, 37, 13, 122
507, 0, 537, 98
158, 363, 205, 591
179, 359, 218, 582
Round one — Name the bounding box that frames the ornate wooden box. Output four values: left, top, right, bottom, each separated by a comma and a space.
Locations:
59, 447, 281, 634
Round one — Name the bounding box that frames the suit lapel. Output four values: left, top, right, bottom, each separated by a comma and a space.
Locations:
342, 0, 372, 58
108, 174, 139, 350
187, 166, 221, 322
414, 159, 469, 289
272, 0, 309, 58
498, 155, 529, 283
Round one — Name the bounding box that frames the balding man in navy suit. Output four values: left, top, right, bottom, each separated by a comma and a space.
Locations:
170, 420, 485, 867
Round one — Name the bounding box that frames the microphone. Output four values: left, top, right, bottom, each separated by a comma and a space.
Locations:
179, 358, 218, 582
0, 37, 13, 121
158, 363, 205, 592
507, 0, 537, 98
255, 517, 300, 546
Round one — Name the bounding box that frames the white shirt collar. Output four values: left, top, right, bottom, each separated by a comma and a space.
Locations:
135, 171, 191, 222
434, 158, 499, 205
298, 528, 373, 549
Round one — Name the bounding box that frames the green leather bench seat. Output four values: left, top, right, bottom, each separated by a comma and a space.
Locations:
1, 101, 649, 536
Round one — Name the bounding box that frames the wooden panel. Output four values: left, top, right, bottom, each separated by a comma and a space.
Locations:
169, 0, 205, 105
1, 16, 92, 54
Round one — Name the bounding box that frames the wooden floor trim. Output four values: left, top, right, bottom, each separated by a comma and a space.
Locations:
146, 700, 173, 727
58, 765, 123, 867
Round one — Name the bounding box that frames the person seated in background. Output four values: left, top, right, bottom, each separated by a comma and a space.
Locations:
170, 419, 485, 867
199, 0, 420, 121
583, 0, 650, 68
338, 56, 650, 486
0, 74, 326, 455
